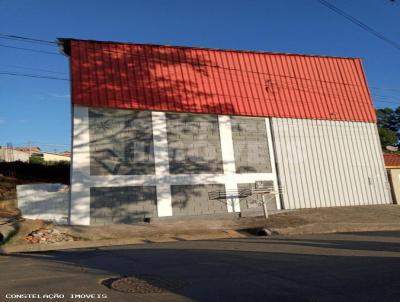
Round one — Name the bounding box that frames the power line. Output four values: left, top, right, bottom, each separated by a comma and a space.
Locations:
4, 69, 392, 107
0, 33, 396, 96
0, 38, 366, 100
0, 60, 385, 107
372, 96, 400, 105
372, 93, 400, 100
0, 63, 67, 75
0, 36, 57, 46
0, 43, 60, 55
0, 53, 394, 107
373, 99, 400, 104
371, 86, 400, 93
0, 69, 373, 107
0, 34, 369, 90
2, 33, 399, 105
0, 33, 56, 45
2, 33, 399, 96
0, 71, 69, 81
0, 65, 396, 107
318, 0, 400, 51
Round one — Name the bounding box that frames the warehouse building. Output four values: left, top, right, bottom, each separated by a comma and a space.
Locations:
60, 39, 392, 225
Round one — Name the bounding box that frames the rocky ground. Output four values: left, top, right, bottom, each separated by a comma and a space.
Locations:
22, 227, 78, 244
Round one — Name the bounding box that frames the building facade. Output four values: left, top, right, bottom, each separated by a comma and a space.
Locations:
384, 153, 400, 205
43, 152, 71, 162
61, 39, 392, 225
0, 147, 30, 162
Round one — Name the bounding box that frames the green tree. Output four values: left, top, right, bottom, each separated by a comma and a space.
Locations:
29, 156, 44, 164
378, 127, 397, 148
377, 107, 399, 131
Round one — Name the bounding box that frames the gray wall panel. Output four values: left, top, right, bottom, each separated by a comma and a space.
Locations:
166, 113, 223, 174
90, 186, 157, 224
171, 184, 227, 216
89, 108, 155, 175
231, 116, 272, 173
272, 118, 392, 209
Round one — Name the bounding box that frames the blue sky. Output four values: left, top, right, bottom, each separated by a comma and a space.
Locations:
0, 0, 399, 151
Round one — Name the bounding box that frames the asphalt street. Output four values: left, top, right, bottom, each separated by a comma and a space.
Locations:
1, 231, 400, 302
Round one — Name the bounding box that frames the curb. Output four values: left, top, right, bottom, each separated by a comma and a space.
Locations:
2, 223, 400, 254
272, 222, 400, 235
0, 229, 246, 254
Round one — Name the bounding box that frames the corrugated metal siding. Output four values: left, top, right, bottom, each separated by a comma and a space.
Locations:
68, 39, 376, 123
272, 118, 391, 209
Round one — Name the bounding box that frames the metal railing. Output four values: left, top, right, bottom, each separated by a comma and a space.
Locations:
208, 185, 284, 219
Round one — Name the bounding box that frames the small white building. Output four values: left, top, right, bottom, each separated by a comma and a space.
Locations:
0, 147, 30, 163
43, 152, 71, 162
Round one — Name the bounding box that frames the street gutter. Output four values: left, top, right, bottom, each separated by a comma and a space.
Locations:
2, 221, 400, 254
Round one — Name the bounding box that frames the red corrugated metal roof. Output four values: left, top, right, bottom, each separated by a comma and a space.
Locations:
384, 153, 400, 167
63, 39, 377, 122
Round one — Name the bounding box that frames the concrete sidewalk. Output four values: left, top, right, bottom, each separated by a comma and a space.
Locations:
1, 204, 400, 254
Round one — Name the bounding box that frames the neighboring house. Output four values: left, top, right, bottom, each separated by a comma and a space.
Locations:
59, 38, 392, 226
14, 146, 42, 156
0, 147, 30, 162
60, 151, 71, 157
43, 152, 71, 162
383, 153, 400, 204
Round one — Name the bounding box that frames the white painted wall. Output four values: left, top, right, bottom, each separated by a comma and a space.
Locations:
17, 183, 70, 224
71, 105, 392, 224
70, 105, 278, 225
0, 149, 30, 162
272, 118, 392, 209
43, 153, 71, 162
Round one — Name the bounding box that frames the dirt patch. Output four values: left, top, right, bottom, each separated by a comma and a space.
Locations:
263, 213, 308, 228
2, 219, 48, 245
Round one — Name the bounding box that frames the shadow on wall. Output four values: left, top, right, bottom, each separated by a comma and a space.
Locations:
72, 109, 236, 223
72, 110, 275, 223
72, 42, 238, 115
17, 183, 70, 224
70, 44, 276, 223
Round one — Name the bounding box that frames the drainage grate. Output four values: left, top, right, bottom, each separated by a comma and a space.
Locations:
102, 275, 188, 294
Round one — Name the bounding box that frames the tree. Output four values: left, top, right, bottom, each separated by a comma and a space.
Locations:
376, 107, 399, 131
29, 156, 44, 165
378, 127, 398, 148
376, 107, 400, 149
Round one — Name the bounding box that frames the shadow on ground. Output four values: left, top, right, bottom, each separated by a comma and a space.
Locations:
2, 231, 400, 301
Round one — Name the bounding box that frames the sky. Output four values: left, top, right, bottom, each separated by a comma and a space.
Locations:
0, 0, 399, 151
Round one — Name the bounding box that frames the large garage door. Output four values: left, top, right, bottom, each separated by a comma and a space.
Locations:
171, 184, 227, 216
90, 186, 157, 224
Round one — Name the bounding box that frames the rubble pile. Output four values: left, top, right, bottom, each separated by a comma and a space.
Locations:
23, 228, 77, 244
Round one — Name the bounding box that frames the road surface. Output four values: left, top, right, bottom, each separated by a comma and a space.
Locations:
1, 231, 400, 301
